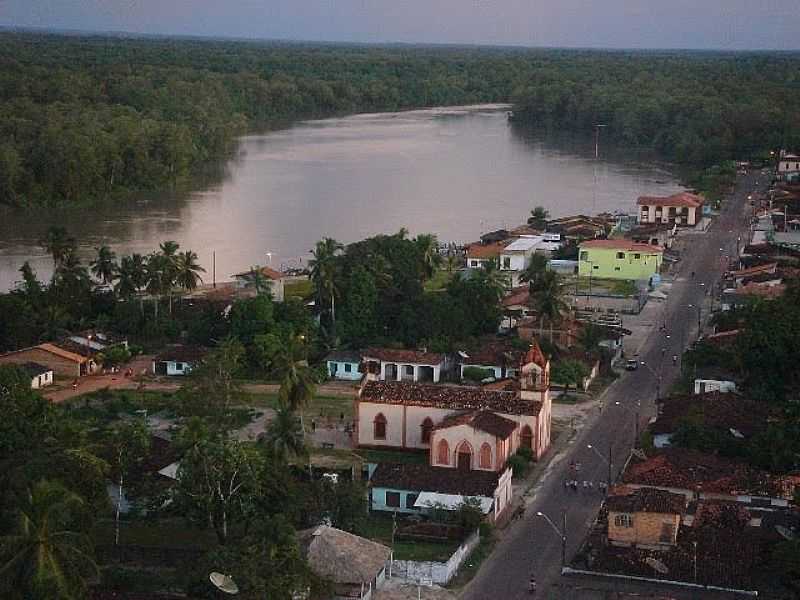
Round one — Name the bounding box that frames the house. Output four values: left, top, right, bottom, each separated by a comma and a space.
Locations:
500, 236, 542, 270
232, 266, 286, 301
547, 215, 609, 240
727, 262, 778, 286
152, 345, 206, 376
369, 462, 513, 522
649, 392, 766, 449
297, 525, 391, 600
325, 350, 363, 381
0, 343, 97, 378
356, 343, 551, 460
22, 362, 54, 389
459, 339, 526, 380
636, 192, 705, 227
778, 150, 800, 180
362, 347, 448, 383
464, 240, 509, 269
628, 223, 674, 249
693, 366, 738, 395
605, 487, 687, 549
578, 240, 663, 281
67, 330, 128, 353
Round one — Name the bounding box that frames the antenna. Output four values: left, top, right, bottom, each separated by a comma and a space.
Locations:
210, 572, 239, 595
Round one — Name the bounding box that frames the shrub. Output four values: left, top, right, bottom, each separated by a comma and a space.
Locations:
462, 366, 495, 382
516, 446, 533, 462
507, 454, 528, 478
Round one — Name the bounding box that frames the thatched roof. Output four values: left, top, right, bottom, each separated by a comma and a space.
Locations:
298, 525, 391, 585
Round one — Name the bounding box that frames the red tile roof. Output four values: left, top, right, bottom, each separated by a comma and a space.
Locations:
363, 347, 445, 365
580, 239, 663, 253
730, 262, 778, 278
502, 286, 530, 308
434, 410, 517, 439
605, 487, 687, 515
461, 339, 526, 367
233, 265, 285, 280
650, 392, 767, 438
370, 463, 501, 497
464, 241, 510, 259
360, 381, 542, 416
737, 282, 786, 298
637, 192, 705, 208
524, 341, 548, 370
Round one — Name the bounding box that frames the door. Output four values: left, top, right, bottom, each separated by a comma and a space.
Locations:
458, 451, 471, 471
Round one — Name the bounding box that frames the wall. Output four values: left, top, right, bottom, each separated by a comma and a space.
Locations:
0, 347, 82, 378
31, 371, 54, 389
460, 364, 502, 380
638, 204, 699, 227
391, 530, 480, 585
404, 406, 454, 450
607, 510, 680, 548
429, 424, 502, 471
357, 402, 405, 448
693, 379, 736, 394
166, 361, 192, 376
578, 247, 662, 281
328, 360, 362, 381
371, 487, 420, 514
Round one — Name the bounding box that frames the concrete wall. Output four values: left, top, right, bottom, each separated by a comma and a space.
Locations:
0, 347, 84, 378
357, 403, 405, 448
328, 360, 362, 381
30, 370, 54, 389
693, 379, 737, 394
578, 247, 662, 280
608, 510, 680, 548
392, 530, 480, 585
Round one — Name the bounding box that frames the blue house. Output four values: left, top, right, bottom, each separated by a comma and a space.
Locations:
325, 350, 363, 381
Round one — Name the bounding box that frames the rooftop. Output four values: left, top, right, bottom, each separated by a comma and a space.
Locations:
503, 237, 542, 252
651, 391, 767, 438
434, 410, 517, 439
153, 344, 207, 364
460, 338, 526, 367
324, 349, 362, 364
370, 462, 502, 497
21, 362, 52, 377
606, 487, 687, 515
636, 192, 705, 208
580, 239, 662, 253
37, 343, 89, 363
297, 525, 391, 586
464, 240, 510, 259
363, 347, 445, 365
232, 265, 285, 280
360, 381, 542, 416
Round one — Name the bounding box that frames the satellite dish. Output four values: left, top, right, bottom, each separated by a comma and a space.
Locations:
210, 572, 239, 595
775, 525, 796, 540
645, 557, 669, 575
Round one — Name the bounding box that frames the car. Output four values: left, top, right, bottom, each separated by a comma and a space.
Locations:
625, 359, 639, 371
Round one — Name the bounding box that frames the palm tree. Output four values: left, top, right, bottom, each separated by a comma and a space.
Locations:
0, 480, 98, 599
530, 270, 567, 340
528, 206, 550, 229
241, 266, 273, 297
114, 255, 138, 300
175, 250, 205, 293
519, 253, 549, 286
415, 233, 442, 281
90, 245, 117, 286
445, 253, 461, 273
145, 253, 169, 320
39, 226, 76, 269
475, 259, 509, 301
159, 241, 180, 315
308, 237, 343, 325
263, 404, 307, 461
271, 335, 317, 439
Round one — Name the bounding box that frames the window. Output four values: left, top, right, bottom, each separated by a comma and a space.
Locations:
503, 256, 511, 269
614, 514, 633, 528
386, 492, 401, 508
633, 253, 641, 259
405, 365, 414, 376
659, 522, 675, 543
344, 363, 352, 373
614, 267, 621, 271
616, 252, 625, 259
593, 265, 599, 270
421, 418, 434, 444
437, 439, 450, 465
373, 413, 387, 440
579, 251, 589, 261
406, 494, 418, 509
520, 425, 533, 450
479, 443, 492, 469
471, 260, 479, 267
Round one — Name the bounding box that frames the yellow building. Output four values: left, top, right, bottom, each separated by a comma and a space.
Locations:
606, 487, 687, 550
578, 240, 663, 281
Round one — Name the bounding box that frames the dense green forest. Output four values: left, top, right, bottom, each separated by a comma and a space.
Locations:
1, 32, 799, 208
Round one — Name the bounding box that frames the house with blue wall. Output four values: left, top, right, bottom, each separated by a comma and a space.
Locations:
325, 350, 363, 381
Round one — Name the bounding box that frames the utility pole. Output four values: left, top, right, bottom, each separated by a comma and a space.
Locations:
592, 124, 607, 214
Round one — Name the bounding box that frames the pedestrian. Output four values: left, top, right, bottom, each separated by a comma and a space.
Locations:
571, 480, 578, 492
583, 480, 589, 491
672, 354, 678, 366
588, 481, 594, 491
311, 419, 316, 432
575, 461, 581, 473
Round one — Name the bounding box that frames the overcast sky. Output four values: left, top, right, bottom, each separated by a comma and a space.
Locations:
2, 0, 799, 50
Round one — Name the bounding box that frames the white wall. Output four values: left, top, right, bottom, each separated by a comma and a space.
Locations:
391, 530, 480, 585
357, 402, 405, 447
404, 406, 454, 450
328, 360, 362, 381
693, 379, 737, 394
430, 424, 501, 471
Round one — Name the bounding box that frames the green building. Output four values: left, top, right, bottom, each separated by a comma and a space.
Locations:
578, 240, 663, 281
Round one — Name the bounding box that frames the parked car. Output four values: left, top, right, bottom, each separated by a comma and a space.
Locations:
625, 359, 639, 371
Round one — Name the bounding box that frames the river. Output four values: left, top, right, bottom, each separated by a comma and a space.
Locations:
0, 104, 684, 291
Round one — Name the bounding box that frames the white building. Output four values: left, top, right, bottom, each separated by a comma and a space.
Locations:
362, 347, 448, 383
637, 192, 705, 227
232, 266, 286, 302
778, 150, 800, 179
22, 362, 54, 389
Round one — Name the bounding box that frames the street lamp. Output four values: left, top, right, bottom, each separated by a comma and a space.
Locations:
536, 510, 567, 567
587, 443, 613, 487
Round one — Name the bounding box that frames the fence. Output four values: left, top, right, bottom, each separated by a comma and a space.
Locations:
391, 529, 480, 585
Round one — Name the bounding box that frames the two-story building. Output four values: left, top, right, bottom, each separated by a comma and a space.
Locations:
637, 192, 705, 227
578, 240, 663, 281
778, 150, 800, 181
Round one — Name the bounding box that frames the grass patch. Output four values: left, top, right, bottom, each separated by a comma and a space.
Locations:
424, 269, 456, 292
285, 278, 312, 299
361, 515, 460, 561
447, 532, 496, 589
355, 449, 427, 465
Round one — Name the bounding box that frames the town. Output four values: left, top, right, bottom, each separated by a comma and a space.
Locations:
3, 149, 800, 600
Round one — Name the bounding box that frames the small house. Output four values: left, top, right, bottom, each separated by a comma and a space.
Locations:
22, 362, 54, 389
464, 240, 509, 269
362, 347, 448, 383
232, 265, 286, 301
0, 343, 96, 378
605, 487, 687, 549
297, 525, 391, 600
459, 339, 526, 380
578, 240, 663, 281
152, 345, 206, 376
325, 350, 363, 381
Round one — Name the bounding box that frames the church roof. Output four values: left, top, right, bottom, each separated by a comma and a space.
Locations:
434, 410, 517, 439
360, 381, 543, 416
523, 342, 548, 370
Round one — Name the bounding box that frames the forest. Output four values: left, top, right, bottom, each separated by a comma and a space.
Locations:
1, 32, 799, 208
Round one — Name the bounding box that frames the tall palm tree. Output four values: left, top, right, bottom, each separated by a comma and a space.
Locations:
0, 480, 98, 600
263, 404, 307, 462
415, 233, 443, 281
159, 241, 180, 315
175, 249, 205, 293
39, 226, 76, 270
90, 245, 117, 286
475, 259, 509, 301
530, 270, 568, 340
114, 255, 138, 300
271, 335, 317, 439
145, 253, 169, 320
528, 206, 550, 229
308, 237, 343, 325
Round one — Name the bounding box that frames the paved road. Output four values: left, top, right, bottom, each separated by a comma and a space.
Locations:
463, 172, 763, 600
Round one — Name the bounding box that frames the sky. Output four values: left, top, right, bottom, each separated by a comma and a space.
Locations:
2, 0, 799, 50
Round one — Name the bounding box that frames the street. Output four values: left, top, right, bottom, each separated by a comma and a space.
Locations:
463, 171, 762, 600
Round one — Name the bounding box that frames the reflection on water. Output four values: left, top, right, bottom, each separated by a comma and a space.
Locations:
0, 104, 683, 291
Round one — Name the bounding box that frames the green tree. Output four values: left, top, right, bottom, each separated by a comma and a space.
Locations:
271, 335, 317, 437
528, 206, 550, 229
338, 266, 378, 346
529, 270, 567, 340
183, 336, 246, 417
519, 253, 549, 286
158, 240, 180, 315
414, 233, 442, 281
174, 249, 205, 293
89, 245, 117, 286
551, 359, 589, 396
263, 404, 306, 462
0, 480, 98, 600
577, 323, 606, 357
38, 226, 76, 270
309, 237, 343, 328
